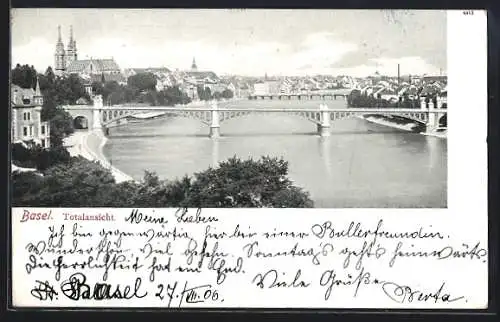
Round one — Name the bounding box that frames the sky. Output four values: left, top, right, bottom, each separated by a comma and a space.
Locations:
11, 9, 447, 77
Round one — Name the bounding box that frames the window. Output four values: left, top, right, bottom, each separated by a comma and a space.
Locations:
23, 112, 31, 121
23, 127, 28, 136
29, 126, 33, 136
41, 139, 46, 148
27, 112, 31, 121
41, 125, 45, 135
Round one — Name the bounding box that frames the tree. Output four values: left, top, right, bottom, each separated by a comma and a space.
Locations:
48, 108, 75, 147
11, 143, 71, 170
184, 156, 313, 207
197, 86, 213, 101
203, 87, 212, 101
11, 64, 37, 89
347, 89, 361, 107
213, 91, 222, 100
12, 158, 117, 207
127, 72, 157, 92
222, 89, 234, 99
12, 153, 314, 208
91, 81, 105, 97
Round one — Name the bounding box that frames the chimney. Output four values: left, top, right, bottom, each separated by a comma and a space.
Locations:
397, 63, 400, 86
12, 89, 18, 104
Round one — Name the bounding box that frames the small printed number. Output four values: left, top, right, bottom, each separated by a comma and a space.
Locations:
463, 10, 474, 15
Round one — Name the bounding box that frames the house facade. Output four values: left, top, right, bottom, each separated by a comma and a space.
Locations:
11, 81, 50, 148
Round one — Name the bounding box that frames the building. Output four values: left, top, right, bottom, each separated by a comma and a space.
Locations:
182, 58, 220, 93
253, 81, 268, 95
253, 80, 281, 95
54, 25, 123, 79
11, 80, 50, 148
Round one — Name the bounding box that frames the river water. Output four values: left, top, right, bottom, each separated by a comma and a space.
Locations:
103, 99, 447, 208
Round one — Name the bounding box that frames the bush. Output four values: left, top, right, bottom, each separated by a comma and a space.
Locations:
11, 144, 71, 171
12, 158, 116, 207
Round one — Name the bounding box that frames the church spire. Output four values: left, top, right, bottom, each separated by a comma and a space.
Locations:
55, 25, 66, 75
66, 25, 77, 67
191, 57, 198, 71
34, 77, 41, 96
33, 76, 43, 105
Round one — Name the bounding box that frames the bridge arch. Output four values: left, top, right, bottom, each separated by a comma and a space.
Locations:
217, 110, 323, 125
329, 111, 428, 124
73, 116, 89, 129
61, 105, 95, 130
100, 109, 213, 127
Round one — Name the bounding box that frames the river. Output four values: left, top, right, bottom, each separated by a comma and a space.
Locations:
102, 99, 447, 208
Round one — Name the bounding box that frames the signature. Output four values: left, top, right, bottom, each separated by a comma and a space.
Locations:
31, 280, 58, 301
382, 281, 465, 304
252, 269, 310, 289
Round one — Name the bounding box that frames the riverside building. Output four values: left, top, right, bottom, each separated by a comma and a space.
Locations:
11, 80, 50, 148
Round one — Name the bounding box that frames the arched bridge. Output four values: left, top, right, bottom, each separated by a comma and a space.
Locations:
62, 95, 446, 138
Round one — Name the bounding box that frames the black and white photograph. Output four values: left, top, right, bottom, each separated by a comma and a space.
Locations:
11, 9, 448, 208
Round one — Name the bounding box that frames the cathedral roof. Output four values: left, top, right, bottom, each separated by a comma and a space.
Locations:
66, 59, 121, 74
90, 73, 127, 84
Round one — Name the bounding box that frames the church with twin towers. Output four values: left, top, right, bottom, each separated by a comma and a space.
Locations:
54, 25, 122, 78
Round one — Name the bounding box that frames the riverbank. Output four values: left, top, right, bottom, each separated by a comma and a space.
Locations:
358, 115, 447, 139
64, 130, 134, 183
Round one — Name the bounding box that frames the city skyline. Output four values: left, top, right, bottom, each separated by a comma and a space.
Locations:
11, 9, 447, 77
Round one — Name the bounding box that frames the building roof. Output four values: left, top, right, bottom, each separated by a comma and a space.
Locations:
90, 73, 126, 84
185, 71, 219, 80
125, 67, 171, 75
66, 58, 121, 74
420, 84, 441, 96
423, 75, 447, 84
11, 84, 39, 107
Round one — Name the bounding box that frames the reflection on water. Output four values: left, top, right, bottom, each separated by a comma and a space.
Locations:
103, 100, 447, 208
319, 137, 333, 180
212, 138, 219, 168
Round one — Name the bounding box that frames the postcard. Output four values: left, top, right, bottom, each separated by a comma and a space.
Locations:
9, 9, 488, 309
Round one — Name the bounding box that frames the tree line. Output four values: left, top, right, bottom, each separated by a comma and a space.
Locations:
93, 72, 234, 106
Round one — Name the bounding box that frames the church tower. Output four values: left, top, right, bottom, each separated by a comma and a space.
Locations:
65, 25, 78, 68
191, 57, 198, 71
54, 25, 66, 76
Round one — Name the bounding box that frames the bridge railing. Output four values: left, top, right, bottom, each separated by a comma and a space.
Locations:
95, 106, 447, 114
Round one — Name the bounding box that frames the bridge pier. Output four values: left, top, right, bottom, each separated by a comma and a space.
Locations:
209, 101, 220, 138
426, 101, 439, 132
92, 95, 104, 130
317, 103, 331, 137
